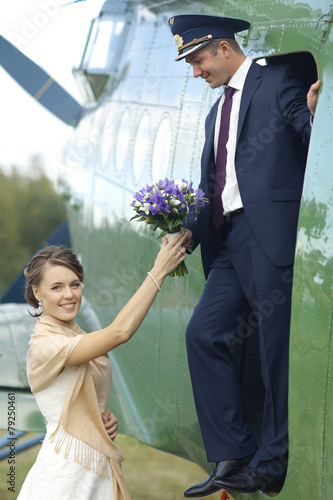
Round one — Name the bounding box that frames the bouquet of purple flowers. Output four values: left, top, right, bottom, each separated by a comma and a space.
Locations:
130, 178, 208, 276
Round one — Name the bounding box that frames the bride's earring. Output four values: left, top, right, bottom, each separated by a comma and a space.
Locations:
37, 299, 43, 314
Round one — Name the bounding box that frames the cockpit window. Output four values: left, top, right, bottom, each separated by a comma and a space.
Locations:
84, 20, 125, 71
73, 0, 129, 102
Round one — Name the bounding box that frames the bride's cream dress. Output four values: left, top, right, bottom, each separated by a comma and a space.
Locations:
18, 366, 114, 499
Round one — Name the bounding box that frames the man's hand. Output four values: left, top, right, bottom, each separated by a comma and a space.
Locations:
182, 229, 194, 248
307, 80, 321, 116
102, 409, 119, 440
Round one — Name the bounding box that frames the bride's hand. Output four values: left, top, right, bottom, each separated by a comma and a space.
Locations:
151, 231, 187, 279
102, 409, 118, 440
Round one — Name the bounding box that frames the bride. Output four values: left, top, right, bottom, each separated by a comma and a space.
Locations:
18, 234, 187, 499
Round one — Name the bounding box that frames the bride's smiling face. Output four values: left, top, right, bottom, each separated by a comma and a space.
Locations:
33, 264, 83, 325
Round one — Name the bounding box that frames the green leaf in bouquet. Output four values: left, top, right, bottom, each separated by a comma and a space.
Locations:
157, 230, 168, 239
172, 219, 182, 228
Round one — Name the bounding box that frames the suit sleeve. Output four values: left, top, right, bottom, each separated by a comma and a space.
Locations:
278, 64, 312, 145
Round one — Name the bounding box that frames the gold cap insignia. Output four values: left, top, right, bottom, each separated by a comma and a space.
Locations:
169, 17, 174, 25
174, 34, 184, 50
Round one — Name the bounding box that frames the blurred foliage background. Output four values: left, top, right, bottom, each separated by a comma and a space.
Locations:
0, 156, 66, 297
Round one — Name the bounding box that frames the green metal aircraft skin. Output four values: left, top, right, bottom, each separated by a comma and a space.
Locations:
1, 0, 332, 498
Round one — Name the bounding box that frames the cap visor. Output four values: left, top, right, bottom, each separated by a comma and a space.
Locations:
175, 40, 212, 61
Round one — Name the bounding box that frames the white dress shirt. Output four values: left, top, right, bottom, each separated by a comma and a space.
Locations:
214, 57, 253, 214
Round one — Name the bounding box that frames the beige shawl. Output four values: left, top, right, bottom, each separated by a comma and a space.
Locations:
27, 315, 130, 499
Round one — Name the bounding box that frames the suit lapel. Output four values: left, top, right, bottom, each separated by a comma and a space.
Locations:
203, 99, 219, 157
236, 62, 262, 145
201, 98, 220, 187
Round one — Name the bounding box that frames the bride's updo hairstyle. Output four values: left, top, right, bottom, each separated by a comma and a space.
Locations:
24, 245, 84, 316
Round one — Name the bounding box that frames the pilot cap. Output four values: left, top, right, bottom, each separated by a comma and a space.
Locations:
169, 14, 250, 61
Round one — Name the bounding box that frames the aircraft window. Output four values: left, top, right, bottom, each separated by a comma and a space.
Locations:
152, 115, 172, 181
101, 115, 114, 171
133, 113, 150, 184
115, 108, 131, 175
84, 20, 125, 71
73, 1, 130, 103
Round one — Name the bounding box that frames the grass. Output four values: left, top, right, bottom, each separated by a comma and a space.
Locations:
0, 433, 224, 500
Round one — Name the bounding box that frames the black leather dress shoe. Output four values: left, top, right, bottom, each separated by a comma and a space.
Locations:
212, 466, 284, 495
184, 454, 254, 498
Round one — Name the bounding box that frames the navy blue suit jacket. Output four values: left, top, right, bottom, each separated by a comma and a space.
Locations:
189, 62, 311, 278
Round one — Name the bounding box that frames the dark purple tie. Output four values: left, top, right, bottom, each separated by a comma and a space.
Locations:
211, 86, 235, 229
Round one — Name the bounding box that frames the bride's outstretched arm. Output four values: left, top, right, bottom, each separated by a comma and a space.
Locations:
66, 231, 187, 366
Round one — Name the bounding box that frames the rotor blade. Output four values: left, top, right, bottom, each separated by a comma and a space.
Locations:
0, 35, 83, 126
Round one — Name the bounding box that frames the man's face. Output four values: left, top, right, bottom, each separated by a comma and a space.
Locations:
185, 44, 232, 88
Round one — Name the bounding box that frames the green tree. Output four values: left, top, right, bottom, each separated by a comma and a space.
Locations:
0, 157, 66, 297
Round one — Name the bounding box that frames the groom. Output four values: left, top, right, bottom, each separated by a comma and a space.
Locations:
169, 13, 320, 497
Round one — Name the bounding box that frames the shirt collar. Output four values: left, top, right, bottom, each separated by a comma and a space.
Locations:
225, 56, 252, 92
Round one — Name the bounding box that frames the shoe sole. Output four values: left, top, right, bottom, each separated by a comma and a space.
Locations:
184, 487, 222, 498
